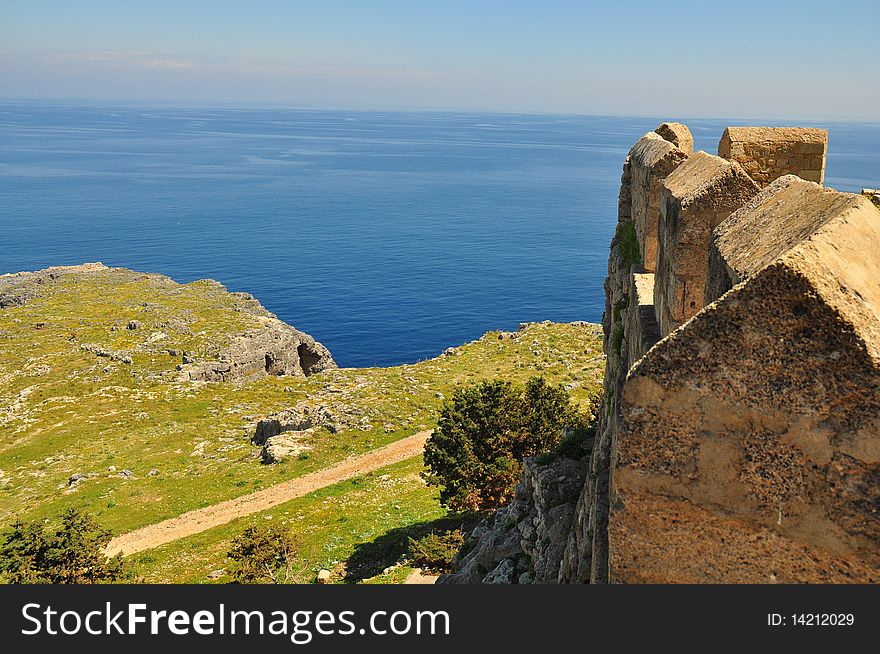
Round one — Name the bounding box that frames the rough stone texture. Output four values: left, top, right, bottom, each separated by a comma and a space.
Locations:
0, 263, 108, 308
439, 454, 589, 584
181, 321, 334, 382
261, 431, 312, 463
254, 403, 347, 445
629, 132, 689, 272
706, 175, 877, 305
718, 126, 828, 187
610, 494, 879, 583
625, 265, 660, 368
655, 151, 759, 334
654, 122, 694, 156
611, 179, 880, 582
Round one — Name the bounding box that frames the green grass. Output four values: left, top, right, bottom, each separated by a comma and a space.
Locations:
0, 267, 605, 582
130, 456, 447, 584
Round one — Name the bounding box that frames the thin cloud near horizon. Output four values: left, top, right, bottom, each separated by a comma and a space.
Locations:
1, 0, 877, 120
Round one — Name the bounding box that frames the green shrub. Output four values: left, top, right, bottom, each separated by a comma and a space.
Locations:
407, 529, 464, 572
0, 508, 129, 584
616, 220, 641, 269
227, 524, 297, 584
555, 425, 595, 459
422, 377, 587, 512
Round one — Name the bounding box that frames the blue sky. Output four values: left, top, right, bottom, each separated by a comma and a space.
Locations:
1, 0, 878, 118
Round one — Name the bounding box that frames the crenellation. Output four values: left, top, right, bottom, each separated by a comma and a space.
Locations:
589, 121, 880, 584
718, 126, 828, 187
705, 175, 875, 304
654, 122, 694, 156
628, 132, 689, 272
655, 151, 759, 335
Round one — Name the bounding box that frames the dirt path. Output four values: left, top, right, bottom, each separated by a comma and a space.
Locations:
404, 568, 439, 584
106, 431, 431, 556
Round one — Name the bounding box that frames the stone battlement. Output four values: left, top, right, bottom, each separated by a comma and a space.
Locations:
588, 121, 880, 583
718, 126, 828, 187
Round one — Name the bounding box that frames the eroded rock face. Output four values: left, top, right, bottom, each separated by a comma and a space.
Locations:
439, 454, 589, 584
254, 403, 350, 445
180, 321, 335, 382
0, 263, 336, 383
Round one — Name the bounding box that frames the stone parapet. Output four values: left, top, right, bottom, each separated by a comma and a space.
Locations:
718, 126, 828, 187
629, 132, 689, 272
655, 151, 759, 335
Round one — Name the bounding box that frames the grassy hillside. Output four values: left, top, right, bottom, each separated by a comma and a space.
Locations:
0, 265, 604, 582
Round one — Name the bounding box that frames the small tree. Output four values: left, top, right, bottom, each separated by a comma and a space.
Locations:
422, 377, 586, 512
227, 524, 298, 584
0, 508, 129, 584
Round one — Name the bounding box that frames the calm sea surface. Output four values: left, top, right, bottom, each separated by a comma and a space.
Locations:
1, 101, 877, 366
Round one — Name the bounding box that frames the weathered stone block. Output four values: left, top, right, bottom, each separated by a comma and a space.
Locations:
706, 175, 876, 304
718, 126, 828, 187
654, 122, 694, 156
629, 132, 688, 272
654, 151, 759, 335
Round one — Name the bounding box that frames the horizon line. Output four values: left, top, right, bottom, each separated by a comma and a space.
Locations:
2, 95, 878, 125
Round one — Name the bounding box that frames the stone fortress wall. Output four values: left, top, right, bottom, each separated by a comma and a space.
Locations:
591, 123, 880, 583
442, 122, 879, 584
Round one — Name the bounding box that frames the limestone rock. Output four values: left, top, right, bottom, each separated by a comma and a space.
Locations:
254, 403, 345, 446
181, 321, 334, 382
316, 569, 331, 584
440, 453, 589, 584
261, 432, 311, 464
482, 559, 515, 584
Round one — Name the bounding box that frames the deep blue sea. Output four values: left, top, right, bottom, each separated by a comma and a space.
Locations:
1, 101, 878, 366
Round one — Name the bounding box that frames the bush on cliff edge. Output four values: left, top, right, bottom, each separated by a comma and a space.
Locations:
422, 377, 587, 512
